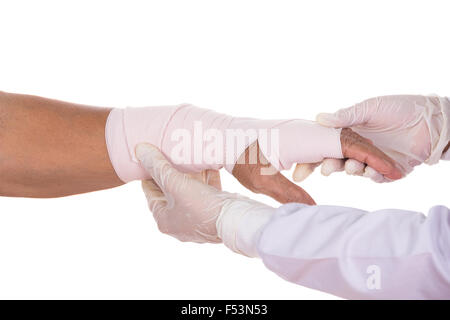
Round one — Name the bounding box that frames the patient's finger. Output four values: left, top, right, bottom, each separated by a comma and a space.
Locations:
233, 142, 316, 205
263, 172, 316, 205
340, 128, 402, 180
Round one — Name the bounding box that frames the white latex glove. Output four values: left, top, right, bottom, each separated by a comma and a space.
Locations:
136, 143, 275, 252
293, 95, 450, 183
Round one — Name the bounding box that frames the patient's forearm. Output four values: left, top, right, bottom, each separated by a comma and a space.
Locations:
0, 91, 123, 197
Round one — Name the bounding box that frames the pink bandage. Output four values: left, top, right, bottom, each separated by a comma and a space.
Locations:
105, 104, 343, 182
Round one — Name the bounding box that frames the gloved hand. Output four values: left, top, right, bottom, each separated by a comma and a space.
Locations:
293, 95, 450, 183
136, 143, 275, 249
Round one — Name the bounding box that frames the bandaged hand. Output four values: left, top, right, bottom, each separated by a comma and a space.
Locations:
107, 104, 401, 203
136, 143, 275, 249
294, 95, 450, 183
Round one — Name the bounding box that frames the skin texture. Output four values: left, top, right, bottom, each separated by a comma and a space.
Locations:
0, 91, 123, 197
0, 91, 400, 200
339, 128, 402, 180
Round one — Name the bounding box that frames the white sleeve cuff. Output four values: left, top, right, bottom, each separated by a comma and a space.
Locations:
216, 197, 275, 258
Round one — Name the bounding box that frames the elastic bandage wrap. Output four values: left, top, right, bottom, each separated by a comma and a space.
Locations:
105, 104, 343, 182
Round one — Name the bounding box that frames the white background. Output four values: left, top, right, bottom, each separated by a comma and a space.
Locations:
0, 0, 449, 299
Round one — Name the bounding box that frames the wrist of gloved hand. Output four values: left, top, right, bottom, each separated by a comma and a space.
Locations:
216, 196, 275, 258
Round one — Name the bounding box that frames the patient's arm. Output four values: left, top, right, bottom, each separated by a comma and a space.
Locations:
0, 91, 123, 197
0, 91, 315, 200
0, 91, 401, 200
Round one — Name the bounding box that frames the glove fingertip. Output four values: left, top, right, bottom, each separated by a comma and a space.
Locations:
364, 166, 385, 183
321, 158, 345, 176
292, 163, 315, 182
344, 159, 366, 175
316, 113, 342, 127
135, 143, 160, 163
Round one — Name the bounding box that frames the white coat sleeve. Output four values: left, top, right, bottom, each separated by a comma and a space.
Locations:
249, 203, 450, 299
